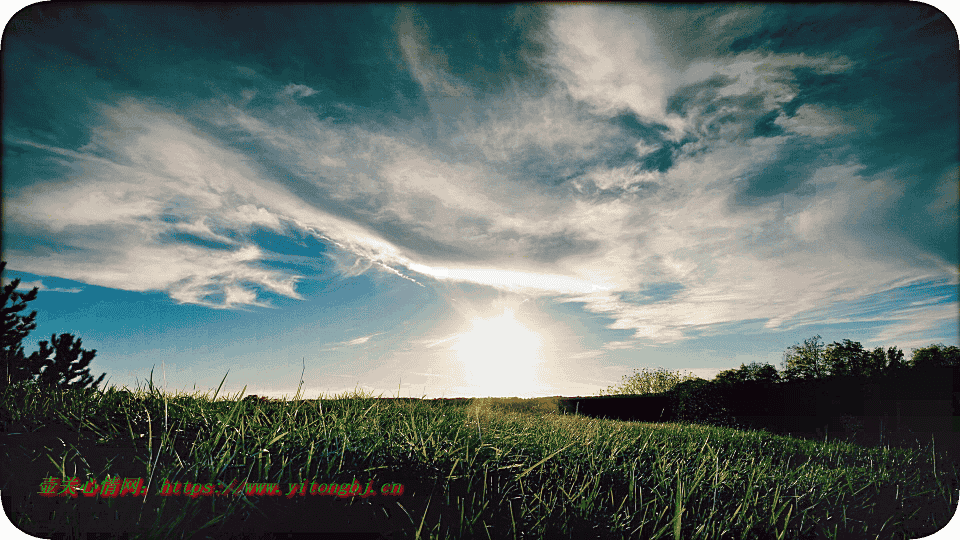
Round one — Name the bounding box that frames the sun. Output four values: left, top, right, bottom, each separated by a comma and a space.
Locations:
450, 308, 546, 397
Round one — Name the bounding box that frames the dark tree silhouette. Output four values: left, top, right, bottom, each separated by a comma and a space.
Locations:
824, 339, 869, 377
910, 344, 960, 369
865, 347, 886, 378
1, 262, 39, 387
0, 261, 105, 391
884, 346, 906, 375
32, 333, 106, 390
715, 362, 780, 384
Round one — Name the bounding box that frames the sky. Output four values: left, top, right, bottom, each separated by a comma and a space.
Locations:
2, 4, 958, 399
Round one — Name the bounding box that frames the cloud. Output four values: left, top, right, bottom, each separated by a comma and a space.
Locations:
282, 83, 317, 98
457, 90, 617, 168
346, 333, 383, 346
4, 5, 954, 349
2, 278, 82, 294
407, 264, 613, 295
868, 301, 960, 351
908, 295, 953, 307
602, 341, 640, 351
8, 77, 937, 339
545, 134, 950, 344
774, 104, 855, 138
395, 6, 472, 98
927, 168, 959, 223
319, 333, 385, 350
545, 5, 683, 134
6, 100, 309, 308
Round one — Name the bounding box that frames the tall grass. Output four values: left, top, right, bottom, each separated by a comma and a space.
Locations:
1, 374, 956, 539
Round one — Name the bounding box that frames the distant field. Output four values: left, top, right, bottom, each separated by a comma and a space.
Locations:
1, 381, 957, 539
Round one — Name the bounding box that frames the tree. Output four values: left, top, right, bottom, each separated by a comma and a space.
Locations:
1, 262, 39, 387
910, 344, 960, 369
884, 346, 906, 375
599, 366, 700, 396
33, 333, 106, 390
781, 335, 826, 381
0, 261, 105, 391
865, 347, 886, 378
824, 339, 869, 377
749, 363, 781, 383
714, 367, 745, 385
715, 362, 780, 385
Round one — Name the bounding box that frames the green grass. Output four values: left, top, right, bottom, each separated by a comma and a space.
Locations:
1, 375, 957, 539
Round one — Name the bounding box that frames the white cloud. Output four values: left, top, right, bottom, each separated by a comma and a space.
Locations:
345, 333, 381, 346
539, 134, 945, 344
1, 278, 82, 294
407, 264, 614, 295
319, 333, 384, 350
602, 341, 640, 350
909, 295, 953, 307
869, 302, 960, 351
282, 83, 317, 98
774, 104, 855, 138
230, 204, 283, 231
10, 82, 945, 341
546, 5, 686, 137
681, 52, 853, 100
459, 90, 614, 165
676, 52, 855, 141
5, 6, 951, 347
6, 101, 313, 308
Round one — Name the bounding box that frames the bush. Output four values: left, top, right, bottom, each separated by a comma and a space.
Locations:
598, 366, 700, 396
0, 261, 105, 391
668, 378, 733, 425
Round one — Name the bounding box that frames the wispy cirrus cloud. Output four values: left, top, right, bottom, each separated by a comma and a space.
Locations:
2, 278, 82, 294
318, 333, 385, 351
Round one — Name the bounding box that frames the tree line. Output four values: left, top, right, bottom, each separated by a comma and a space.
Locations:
602, 334, 960, 396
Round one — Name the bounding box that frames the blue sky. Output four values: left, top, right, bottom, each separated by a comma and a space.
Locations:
2, 4, 958, 399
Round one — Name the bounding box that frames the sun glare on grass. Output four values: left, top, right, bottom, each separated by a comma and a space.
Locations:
450, 308, 546, 397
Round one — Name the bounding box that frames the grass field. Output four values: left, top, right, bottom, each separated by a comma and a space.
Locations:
1, 375, 957, 539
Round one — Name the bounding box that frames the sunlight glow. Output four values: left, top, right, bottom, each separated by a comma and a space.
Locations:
450, 308, 546, 397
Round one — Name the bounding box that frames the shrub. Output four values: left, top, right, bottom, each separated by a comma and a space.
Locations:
668, 378, 733, 425
31, 333, 106, 390
599, 366, 700, 396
